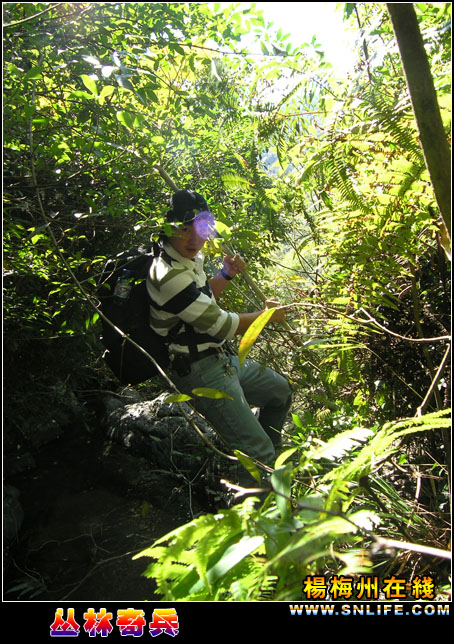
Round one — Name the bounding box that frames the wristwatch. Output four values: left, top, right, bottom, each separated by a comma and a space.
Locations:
220, 269, 233, 281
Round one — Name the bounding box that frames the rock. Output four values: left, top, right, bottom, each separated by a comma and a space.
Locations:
102, 387, 145, 415
102, 392, 220, 479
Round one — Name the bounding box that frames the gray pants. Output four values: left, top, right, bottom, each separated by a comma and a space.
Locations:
171, 352, 292, 467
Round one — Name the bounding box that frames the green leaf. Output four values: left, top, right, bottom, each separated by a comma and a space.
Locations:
115, 74, 134, 91
30, 233, 46, 244
187, 536, 264, 594
214, 221, 231, 240
271, 464, 293, 522
296, 494, 326, 524
238, 308, 275, 366
260, 40, 269, 55
192, 387, 234, 400
234, 450, 262, 484
169, 42, 186, 56
292, 413, 304, 429
344, 3, 356, 19
24, 66, 43, 80
69, 90, 93, 100
80, 74, 98, 96
99, 85, 115, 100
116, 110, 135, 129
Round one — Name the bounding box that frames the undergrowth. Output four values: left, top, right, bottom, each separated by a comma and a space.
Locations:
134, 408, 451, 601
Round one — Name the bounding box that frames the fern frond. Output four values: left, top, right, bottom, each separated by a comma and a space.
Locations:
221, 173, 251, 191
322, 409, 451, 487
134, 504, 259, 600
362, 89, 424, 162
325, 154, 371, 215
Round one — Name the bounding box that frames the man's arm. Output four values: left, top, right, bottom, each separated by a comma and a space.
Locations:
208, 254, 286, 333
209, 271, 232, 299
236, 300, 286, 334
209, 254, 246, 298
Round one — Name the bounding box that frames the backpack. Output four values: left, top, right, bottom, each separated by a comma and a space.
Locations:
97, 244, 172, 385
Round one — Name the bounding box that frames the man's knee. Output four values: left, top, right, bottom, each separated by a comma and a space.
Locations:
268, 374, 292, 409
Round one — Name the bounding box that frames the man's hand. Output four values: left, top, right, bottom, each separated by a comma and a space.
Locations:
265, 299, 287, 323
223, 254, 246, 278
236, 299, 287, 334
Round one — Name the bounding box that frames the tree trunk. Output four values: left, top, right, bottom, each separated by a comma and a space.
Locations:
387, 3, 451, 237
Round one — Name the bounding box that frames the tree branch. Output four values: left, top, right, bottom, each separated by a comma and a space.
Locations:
3, 3, 65, 29
387, 3, 451, 236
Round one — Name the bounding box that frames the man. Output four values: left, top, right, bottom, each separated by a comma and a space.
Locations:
147, 189, 292, 485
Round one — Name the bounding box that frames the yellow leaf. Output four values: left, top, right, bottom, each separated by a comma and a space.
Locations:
164, 393, 192, 403
274, 447, 298, 469
238, 308, 275, 366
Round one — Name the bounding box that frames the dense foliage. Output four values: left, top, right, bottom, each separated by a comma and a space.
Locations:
3, 2, 451, 601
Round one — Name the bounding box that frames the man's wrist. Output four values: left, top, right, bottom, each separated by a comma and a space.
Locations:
220, 268, 234, 281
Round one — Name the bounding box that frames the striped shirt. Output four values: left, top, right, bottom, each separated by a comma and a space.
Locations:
147, 243, 239, 355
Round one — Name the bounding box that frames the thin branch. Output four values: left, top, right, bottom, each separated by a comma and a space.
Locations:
3, 3, 65, 29
416, 343, 451, 417
373, 536, 451, 561
155, 165, 179, 192
354, 307, 451, 343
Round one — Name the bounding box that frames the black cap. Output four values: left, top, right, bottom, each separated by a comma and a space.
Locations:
166, 189, 209, 224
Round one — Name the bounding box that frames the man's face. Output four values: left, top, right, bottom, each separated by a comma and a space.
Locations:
168, 222, 206, 259
168, 213, 215, 259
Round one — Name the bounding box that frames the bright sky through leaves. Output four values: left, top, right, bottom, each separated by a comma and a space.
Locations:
245, 1, 357, 75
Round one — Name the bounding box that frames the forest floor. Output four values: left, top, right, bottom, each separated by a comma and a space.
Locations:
4, 424, 207, 602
